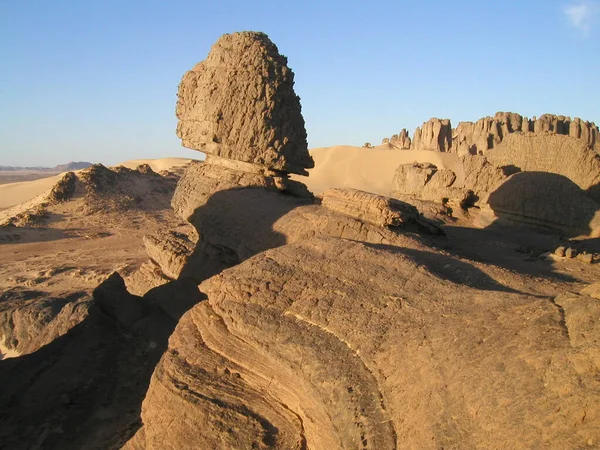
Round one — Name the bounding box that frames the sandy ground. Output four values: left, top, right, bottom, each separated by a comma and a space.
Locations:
0, 340, 20, 360
0, 174, 66, 210
0, 157, 194, 211
293, 145, 458, 195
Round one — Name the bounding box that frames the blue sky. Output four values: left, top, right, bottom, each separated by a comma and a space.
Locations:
1, 0, 599, 166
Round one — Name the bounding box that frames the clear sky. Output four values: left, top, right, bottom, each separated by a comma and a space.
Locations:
1, 0, 599, 167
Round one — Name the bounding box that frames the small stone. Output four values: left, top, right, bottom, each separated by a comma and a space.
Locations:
554, 246, 566, 257
565, 247, 578, 258
576, 252, 593, 264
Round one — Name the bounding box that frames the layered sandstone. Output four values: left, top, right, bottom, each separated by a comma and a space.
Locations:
127, 237, 600, 449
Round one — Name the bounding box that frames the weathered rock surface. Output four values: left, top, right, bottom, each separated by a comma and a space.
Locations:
452, 111, 525, 155
486, 133, 600, 199
381, 112, 599, 157
412, 118, 452, 152
79, 163, 179, 214
391, 162, 473, 211
143, 230, 196, 280
391, 162, 436, 196
386, 128, 411, 149
0, 288, 91, 357
448, 155, 509, 203
322, 187, 442, 234
126, 260, 173, 296
391, 135, 600, 234
175, 31, 314, 175
127, 237, 600, 449
487, 172, 600, 236
0, 294, 168, 450
171, 156, 312, 222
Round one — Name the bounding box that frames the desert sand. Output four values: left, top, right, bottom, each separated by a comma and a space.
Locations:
0, 173, 67, 210
115, 157, 193, 172
294, 144, 457, 195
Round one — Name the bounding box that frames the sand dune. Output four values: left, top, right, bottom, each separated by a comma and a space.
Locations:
0, 157, 194, 211
116, 157, 193, 172
294, 145, 458, 195
0, 174, 66, 210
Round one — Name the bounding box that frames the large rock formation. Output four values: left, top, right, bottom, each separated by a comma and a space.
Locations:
412, 118, 452, 152
486, 133, 600, 197
391, 152, 600, 236
390, 114, 600, 235
321, 188, 442, 234
487, 172, 600, 236
175, 31, 314, 175
390, 157, 507, 212
128, 32, 317, 296
126, 237, 600, 449
382, 112, 600, 157
386, 128, 411, 149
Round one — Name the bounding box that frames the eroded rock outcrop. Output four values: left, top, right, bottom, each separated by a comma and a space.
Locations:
391, 128, 600, 235
127, 237, 600, 449
0, 289, 91, 357
321, 188, 442, 234
486, 133, 600, 198
175, 31, 314, 175
385, 128, 411, 149
412, 118, 452, 152
382, 112, 599, 157
487, 172, 600, 236
391, 161, 475, 212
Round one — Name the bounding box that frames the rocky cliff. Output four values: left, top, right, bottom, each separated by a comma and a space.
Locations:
382, 112, 599, 156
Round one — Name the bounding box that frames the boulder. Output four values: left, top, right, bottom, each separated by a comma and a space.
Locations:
391, 162, 472, 211
175, 31, 314, 175
143, 231, 196, 280
321, 188, 442, 234
391, 162, 436, 196
449, 155, 508, 204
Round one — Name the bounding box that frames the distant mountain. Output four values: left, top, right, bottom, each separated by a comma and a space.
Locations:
0, 161, 93, 172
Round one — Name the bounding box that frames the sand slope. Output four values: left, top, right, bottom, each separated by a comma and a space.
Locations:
0, 174, 66, 210
293, 145, 458, 195
0, 157, 193, 210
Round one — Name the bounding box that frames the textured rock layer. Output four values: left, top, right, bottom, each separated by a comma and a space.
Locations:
176, 31, 314, 175
127, 237, 600, 449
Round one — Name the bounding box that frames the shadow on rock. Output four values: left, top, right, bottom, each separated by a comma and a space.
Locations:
487, 171, 600, 238
180, 186, 312, 281
365, 242, 522, 293
441, 225, 578, 285
0, 299, 164, 450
